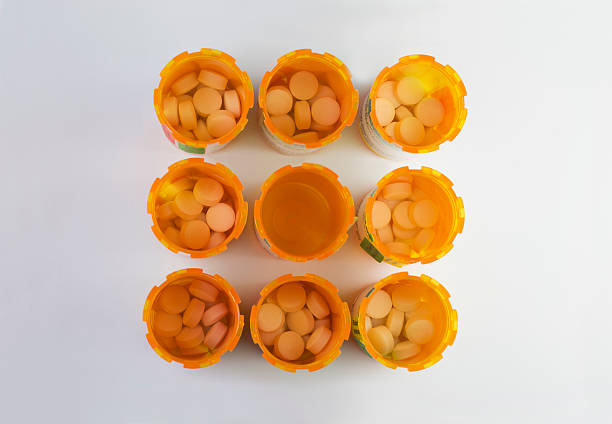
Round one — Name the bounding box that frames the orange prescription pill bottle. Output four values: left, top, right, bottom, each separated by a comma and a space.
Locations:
143, 268, 244, 368
356, 166, 464, 267
154, 48, 254, 154
351, 272, 457, 371
359, 55, 467, 160
250, 273, 351, 372
259, 49, 359, 155
147, 158, 248, 258
254, 163, 355, 261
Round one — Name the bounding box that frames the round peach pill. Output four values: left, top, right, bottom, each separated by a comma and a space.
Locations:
192, 86, 222, 116
157, 285, 190, 314
311, 97, 340, 126
371, 200, 391, 230
193, 177, 224, 207
286, 308, 315, 336
414, 97, 444, 127
289, 71, 319, 100
395, 76, 425, 105
171, 72, 199, 95
374, 97, 395, 126
153, 311, 182, 337
206, 203, 235, 232
306, 326, 332, 355
175, 325, 204, 349
163, 226, 181, 246
163, 96, 179, 127
366, 290, 392, 319
223, 89, 241, 118
197, 69, 228, 91
404, 318, 435, 344
188, 280, 219, 302
410, 199, 439, 228
275, 331, 305, 361
194, 119, 212, 141
178, 98, 197, 130
306, 290, 330, 319
182, 298, 206, 328
173, 191, 203, 218
294, 100, 311, 130
266, 86, 293, 115
392, 201, 417, 230
367, 325, 394, 355
201, 302, 229, 327
382, 182, 412, 201
392, 340, 421, 360
206, 110, 236, 138
179, 220, 210, 250
395, 116, 425, 146
377, 80, 401, 108
270, 114, 296, 137
204, 321, 228, 349
276, 283, 306, 313
258, 303, 285, 333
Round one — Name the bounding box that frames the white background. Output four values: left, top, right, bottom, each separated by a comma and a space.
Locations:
1, 0, 610, 422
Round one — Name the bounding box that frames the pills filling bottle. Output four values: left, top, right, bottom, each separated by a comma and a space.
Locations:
259, 49, 358, 155
254, 163, 355, 261
154, 48, 254, 154
250, 273, 351, 372
359, 54, 467, 160
143, 268, 244, 368
356, 166, 464, 267
351, 272, 457, 371
147, 158, 248, 258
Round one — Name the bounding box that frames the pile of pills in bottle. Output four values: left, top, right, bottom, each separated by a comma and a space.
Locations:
370, 175, 440, 256
257, 282, 333, 362
266, 70, 342, 142
153, 280, 231, 356
163, 68, 243, 141
156, 175, 236, 251
365, 284, 435, 360
374, 76, 445, 146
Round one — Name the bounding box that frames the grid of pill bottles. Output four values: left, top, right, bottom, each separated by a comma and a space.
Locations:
156, 175, 236, 251
163, 68, 243, 141
365, 284, 436, 360
374, 76, 445, 146
257, 282, 333, 362
265, 70, 342, 143
153, 280, 232, 356
370, 175, 440, 256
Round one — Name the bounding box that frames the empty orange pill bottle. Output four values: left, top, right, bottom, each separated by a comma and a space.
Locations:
254, 163, 355, 261
250, 273, 350, 372
359, 55, 467, 159
259, 49, 358, 155
356, 166, 464, 267
351, 272, 457, 371
153, 48, 254, 154
143, 268, 244, 368
147, 158, 248, 258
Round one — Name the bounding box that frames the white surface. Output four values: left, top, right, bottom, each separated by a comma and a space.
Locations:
1, 0, 610, 422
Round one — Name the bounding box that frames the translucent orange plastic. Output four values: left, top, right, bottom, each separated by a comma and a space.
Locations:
360, 166, 464, 266
143, 268, 244, 369
352, 272, 457, 371
250, 274, 351, 372
259, 49, 359, 149
153, 49, 254, 154
367, 55, 467, 153
254, 163, 355, 261
147, 158, 248, 258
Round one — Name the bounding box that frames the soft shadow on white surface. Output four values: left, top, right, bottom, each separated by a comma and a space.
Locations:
0, 0, 610, 423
